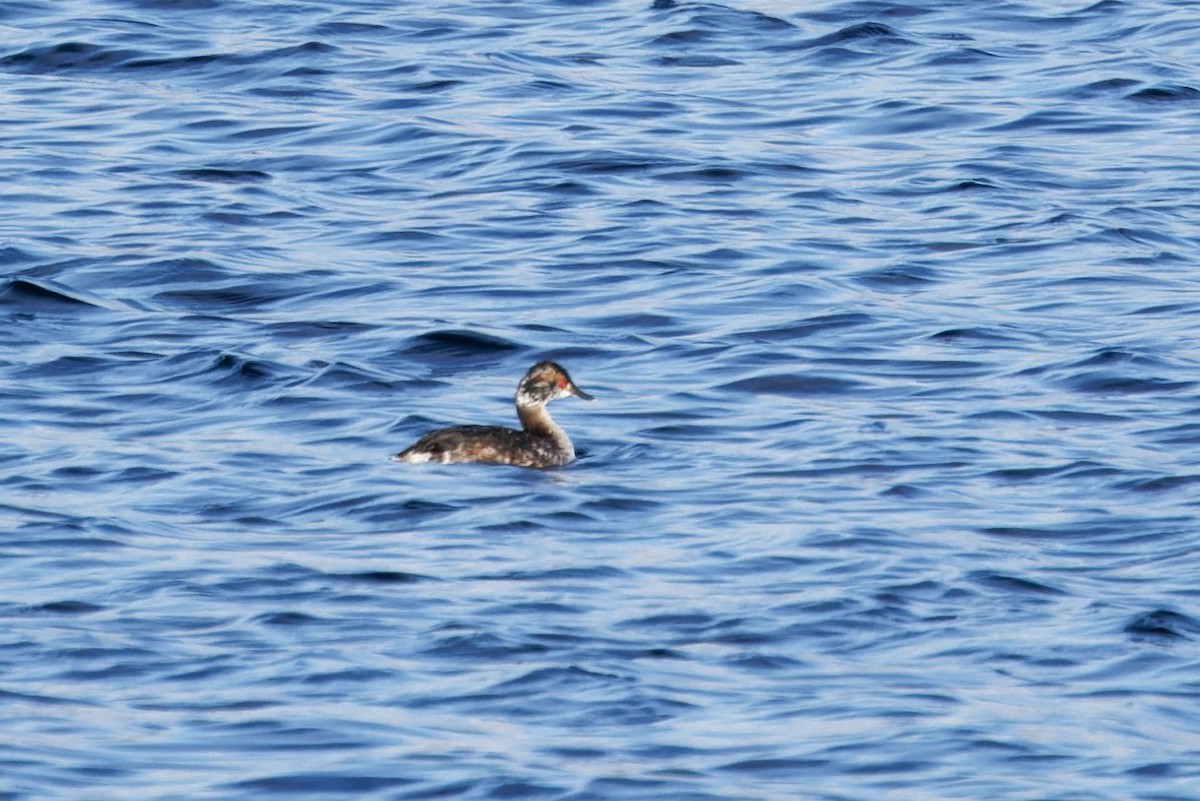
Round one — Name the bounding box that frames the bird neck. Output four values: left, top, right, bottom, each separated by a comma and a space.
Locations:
517, 403, 573, 457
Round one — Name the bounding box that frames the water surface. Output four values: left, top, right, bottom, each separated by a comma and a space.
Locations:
3, 0, 1200, 798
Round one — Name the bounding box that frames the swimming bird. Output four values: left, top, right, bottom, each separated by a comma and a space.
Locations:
394, 361, 593, 468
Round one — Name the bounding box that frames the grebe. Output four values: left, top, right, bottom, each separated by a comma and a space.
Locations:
394, 361, 593, 468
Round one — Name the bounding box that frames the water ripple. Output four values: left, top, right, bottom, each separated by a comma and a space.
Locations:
3, 0, 1200, 799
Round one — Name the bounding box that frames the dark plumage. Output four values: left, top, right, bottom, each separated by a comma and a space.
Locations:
394, 361, 593, 468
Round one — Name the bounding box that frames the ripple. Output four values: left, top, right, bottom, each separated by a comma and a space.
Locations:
0, 41, 140, 73
28, 600, 106, 615
401, 330, 525, 361
171, 167, 272, 183
226, 774, 415, 794
718, 374, 861, 396
1127, 85, 1200, 103
1, 277, 127, 313
969, 572, 1067, 597
1115, 474, 1200, 493
3, 0, 1200, 798
719, 757, 828, 775
1124, 610, 1200, 640
810, 22, 911, 47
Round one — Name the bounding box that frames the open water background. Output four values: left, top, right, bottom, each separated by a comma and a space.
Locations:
3, 1, 1200, 798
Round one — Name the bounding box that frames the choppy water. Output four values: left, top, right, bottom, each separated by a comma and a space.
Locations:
3, 0, 1200, 798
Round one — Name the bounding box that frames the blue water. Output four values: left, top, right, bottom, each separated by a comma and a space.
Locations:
3, 0, 1200, 798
